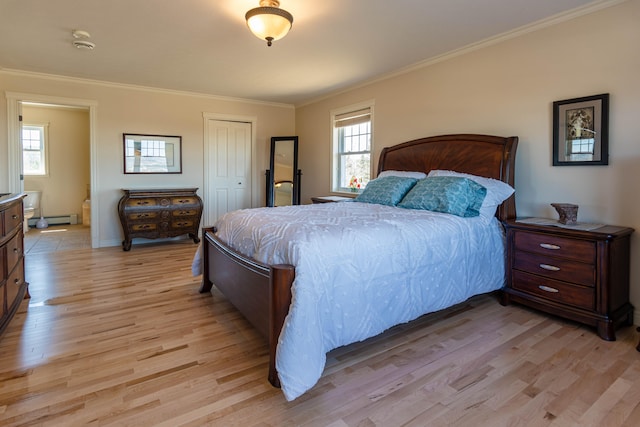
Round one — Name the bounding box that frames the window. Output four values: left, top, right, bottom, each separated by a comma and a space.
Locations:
331, 103, 373, 193
22, 124, 48, 176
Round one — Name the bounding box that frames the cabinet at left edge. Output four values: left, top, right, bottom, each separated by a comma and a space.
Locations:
117, 188, 203, 251
1, 194, 29, 336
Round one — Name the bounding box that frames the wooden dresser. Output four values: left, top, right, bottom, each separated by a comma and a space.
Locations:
502, 219, 634, 341
117, 188, 203, 251
1, 193, 28, 336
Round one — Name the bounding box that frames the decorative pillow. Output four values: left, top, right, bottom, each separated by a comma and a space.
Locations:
355, 176, 418, 206
428, 170, 514, 218
377, 170, 427, 179
398, 176, 487, 217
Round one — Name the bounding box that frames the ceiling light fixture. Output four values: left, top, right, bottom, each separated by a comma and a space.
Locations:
245, 0, 293, 47
72, 29, 95, 50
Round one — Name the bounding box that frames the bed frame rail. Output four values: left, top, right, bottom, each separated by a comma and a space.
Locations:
199, 226, 293, 387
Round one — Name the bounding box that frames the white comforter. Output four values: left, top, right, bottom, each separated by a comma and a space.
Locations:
213, 202, 507, 400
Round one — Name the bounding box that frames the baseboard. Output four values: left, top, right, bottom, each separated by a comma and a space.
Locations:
28, 214, 79, 226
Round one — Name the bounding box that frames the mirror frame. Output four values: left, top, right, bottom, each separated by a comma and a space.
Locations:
267, 136, 299, 207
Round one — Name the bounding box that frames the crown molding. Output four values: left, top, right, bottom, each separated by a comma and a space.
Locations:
296, 0, 627, 108
0, 68, 294, 110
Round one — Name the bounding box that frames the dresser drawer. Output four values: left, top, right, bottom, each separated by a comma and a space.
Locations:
171, 196, 199, 206
131, 223, 157, 232
3, 202, 23, 234
6, 231, 23, 271
512, 270, 594, 310
127, 211, 159, 221
513, 251, 595, 287
514, 230, 595, 263
125, 198, 159, 208
6, 258, 25, 308
171, 219, 195, 229
172, 209, 199, 218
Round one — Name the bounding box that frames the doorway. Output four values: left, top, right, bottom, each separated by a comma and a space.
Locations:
6, 92, 98, 248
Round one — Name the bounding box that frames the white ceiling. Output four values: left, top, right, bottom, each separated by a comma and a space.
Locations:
0, 0, 615, 106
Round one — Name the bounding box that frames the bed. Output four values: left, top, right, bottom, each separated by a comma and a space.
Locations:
198, 133, 518, 400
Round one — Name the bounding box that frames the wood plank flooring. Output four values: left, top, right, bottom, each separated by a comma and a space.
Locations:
1, 240, 639, 426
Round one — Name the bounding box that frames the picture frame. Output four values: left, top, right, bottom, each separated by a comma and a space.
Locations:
123, 133, 182, 174
553, 93, 609, 166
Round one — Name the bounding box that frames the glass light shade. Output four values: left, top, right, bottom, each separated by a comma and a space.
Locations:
245, 6, 293, 46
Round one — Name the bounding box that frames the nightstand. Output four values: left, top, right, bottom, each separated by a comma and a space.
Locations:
501, 219, 634, 341
310, 196, 353, 204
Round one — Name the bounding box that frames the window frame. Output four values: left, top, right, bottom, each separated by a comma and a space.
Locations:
330, 101, 374, 194
22, 123, 50, 177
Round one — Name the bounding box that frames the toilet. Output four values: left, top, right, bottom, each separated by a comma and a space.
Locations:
23, 190, 42, 233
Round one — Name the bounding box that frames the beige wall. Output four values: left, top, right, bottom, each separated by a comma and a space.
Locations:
296, 1, 640, 313
0, 75, 295, 247
23, 105, 90, 222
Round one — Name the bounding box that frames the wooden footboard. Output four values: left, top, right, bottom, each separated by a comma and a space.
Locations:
199, 226, 294, 387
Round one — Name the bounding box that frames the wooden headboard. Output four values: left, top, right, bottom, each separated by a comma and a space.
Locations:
377, 134, 518, 221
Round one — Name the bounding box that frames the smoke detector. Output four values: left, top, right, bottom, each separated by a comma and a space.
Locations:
72, 30, 95, 50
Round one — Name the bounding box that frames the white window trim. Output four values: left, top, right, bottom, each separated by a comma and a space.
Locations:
330, 100, 375, 194
23, 122, 50, 177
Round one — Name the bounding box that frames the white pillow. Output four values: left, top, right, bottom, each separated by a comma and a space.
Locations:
378, 170, 427, 179
427, 169, 514, 218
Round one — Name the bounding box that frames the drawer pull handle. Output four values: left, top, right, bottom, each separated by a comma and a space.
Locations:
538, 285, 559, 293
12, 214, 18, 219
539, 263, 560, 271
540, 243, 560, 250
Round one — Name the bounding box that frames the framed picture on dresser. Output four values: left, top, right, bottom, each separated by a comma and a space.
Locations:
552, 93, 609, 166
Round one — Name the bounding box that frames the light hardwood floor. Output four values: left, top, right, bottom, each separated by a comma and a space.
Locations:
1, 240, 639, 426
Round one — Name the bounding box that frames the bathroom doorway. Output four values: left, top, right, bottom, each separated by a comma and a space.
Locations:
6, 92, 98, 249
22, 103, 91, 252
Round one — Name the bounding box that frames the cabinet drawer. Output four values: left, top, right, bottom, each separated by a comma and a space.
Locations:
125, 198, 158, 208
131, 223, 157, 232
6, 258, 25, 308
127, 211, 159, 221
513, 251, 594, 287
514, 230, 595, 263
171, 197, 198, 206
512, 270, 594, 310
6, 231, 23, 271
4, 202, 23, 233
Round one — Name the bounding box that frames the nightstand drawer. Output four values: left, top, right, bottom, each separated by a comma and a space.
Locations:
512, 270, 594, 310
513, 251, 595, 287
514, 230, 595, 263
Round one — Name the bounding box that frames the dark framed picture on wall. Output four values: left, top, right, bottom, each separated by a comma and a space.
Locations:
123, 133, 182, 174
553, 93, 609, 166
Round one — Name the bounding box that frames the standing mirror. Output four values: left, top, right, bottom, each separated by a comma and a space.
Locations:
266, 136, 300, 207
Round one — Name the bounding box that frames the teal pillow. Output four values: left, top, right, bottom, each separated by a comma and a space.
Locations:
355, 176, 418, 206
398, 176, 487, 217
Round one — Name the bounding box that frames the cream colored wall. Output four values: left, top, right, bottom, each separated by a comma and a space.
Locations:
23, 105, 90, 222
296, 1, 640, 314
0, 75, 295, 247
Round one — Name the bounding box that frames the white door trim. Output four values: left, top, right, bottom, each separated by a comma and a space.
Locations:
5, 92, 99, 248
202, 112, 257, 227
